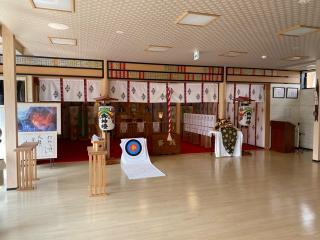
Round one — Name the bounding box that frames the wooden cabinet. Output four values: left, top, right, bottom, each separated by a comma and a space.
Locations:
152, 133, 181, 155
270, 121, 295, 153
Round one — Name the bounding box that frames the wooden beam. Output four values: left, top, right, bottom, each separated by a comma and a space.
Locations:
264, 83, 271, 149
227, 75, 300, 84
2, 24, 18, 189
0, 25, 25, 54
313, 59, 320, 162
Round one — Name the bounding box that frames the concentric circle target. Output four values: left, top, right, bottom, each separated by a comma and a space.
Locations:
125, 139, 142, 156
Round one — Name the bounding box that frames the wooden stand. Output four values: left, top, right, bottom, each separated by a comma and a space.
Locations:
87, 146, 107, 196
15, 142, 38, 190
271, 121, 295, 153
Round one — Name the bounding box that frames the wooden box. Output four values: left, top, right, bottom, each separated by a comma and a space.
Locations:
91, 140, 105, 152
152, 133, 181, 155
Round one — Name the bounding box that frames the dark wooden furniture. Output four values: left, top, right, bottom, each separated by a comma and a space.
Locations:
152, 133, 181, 155
270, 121, 295, 153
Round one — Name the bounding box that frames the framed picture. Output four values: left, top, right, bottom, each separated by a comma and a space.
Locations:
272, 87, 285, 98
286, 88, 298, 99
17, 102, 61, 134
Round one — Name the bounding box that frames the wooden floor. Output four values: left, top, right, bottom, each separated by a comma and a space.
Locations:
0, 150, 320, 240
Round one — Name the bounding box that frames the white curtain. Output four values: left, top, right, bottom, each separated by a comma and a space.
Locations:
129, 81, 148, 103
169, 83, 185, 103
226, 83, 235, 102
203, 83, 219, 102
39, 78, 61, 101
109, 80, 128, 102
63, 78, 84, 102
186, 83, 202, 103
87, 79, 103, 102
235, 84, 250, 98
251, 84, 264, 102
150, 82, 166, 103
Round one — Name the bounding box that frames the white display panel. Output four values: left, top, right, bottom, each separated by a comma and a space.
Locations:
18, 132, 57, 159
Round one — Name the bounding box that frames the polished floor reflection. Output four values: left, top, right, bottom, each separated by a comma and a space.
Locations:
0, 150, 319, 240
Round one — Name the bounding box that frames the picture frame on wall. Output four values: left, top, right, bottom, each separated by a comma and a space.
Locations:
286, 88, 298, 99
272, 87, 285, 98
17, 102, 61, 134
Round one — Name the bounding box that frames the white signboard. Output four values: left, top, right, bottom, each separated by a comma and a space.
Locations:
18, 131, 57, 159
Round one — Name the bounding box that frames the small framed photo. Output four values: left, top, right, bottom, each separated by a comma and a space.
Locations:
272, 87, 285, 98
286, 88, 298, 99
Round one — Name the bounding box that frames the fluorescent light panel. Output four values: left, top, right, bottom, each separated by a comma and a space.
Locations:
177, 11, 219, 26
48, 23, 69, 30
49, 37, 77, 46
282, 56, 308, 61
146, 45, 171, 52
31, 0, 74, 12
220, 51, 248, 57
279, 25, 320, 37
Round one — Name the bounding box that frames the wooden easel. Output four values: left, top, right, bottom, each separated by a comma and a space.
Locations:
87, 146, 107, 196
15, 142, 38, 190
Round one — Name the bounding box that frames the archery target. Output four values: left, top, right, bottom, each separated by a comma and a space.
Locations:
125, 139, 142, 156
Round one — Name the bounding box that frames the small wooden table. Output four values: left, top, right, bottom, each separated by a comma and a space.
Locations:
87, 147, 107, 196
15, 142, 38, 190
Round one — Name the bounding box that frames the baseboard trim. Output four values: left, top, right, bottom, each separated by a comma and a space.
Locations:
6, 187, 17, 191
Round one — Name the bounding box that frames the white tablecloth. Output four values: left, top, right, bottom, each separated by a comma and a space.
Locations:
209, 130, 243, 157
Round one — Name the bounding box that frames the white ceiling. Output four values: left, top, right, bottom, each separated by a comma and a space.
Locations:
0, 0, 319, 69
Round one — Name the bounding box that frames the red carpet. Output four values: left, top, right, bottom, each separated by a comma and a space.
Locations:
41, 138, 262, 163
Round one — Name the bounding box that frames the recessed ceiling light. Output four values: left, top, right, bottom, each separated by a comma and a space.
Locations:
282, 56, 308, 61
307, 64, 316, 68
219, 51, 248, 57
49, 37, 77, 46
261, 55, 267, 59
298, 0, 312, 4
48, 23, 69, 30
278, 25, 320, 37
146, 45, 171, 52
176, 11, 220, 26
116, 30, 124, 34
31, 0, 75, 12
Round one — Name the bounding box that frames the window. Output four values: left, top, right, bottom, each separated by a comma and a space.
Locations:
301, 71, 316, 89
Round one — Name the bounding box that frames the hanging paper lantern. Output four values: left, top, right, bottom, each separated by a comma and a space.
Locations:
98, 106, 115, 131
238, 102, 253, 127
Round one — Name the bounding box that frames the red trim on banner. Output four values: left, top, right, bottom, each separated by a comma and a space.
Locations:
127, 81, 130, 103
184, 82, 187, 104
60, 77, 64, 102
201, 82, 204, 103
84, 79, 87, 103
255, 102, 258, 146
233, 83, 236, 125
147, 81, 150, 103
216, 102, 219, 118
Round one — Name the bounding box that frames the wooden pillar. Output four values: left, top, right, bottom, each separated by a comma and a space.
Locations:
26, 75, 34, 102
218, 67, 227, 119
2, 25, 18, 189
264, 83, 271, 149
313, 59, 320, 162
176, 103, 181, 134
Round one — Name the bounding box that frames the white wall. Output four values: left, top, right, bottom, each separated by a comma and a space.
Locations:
270, 84, 314, 149
299, 89, 314, 149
